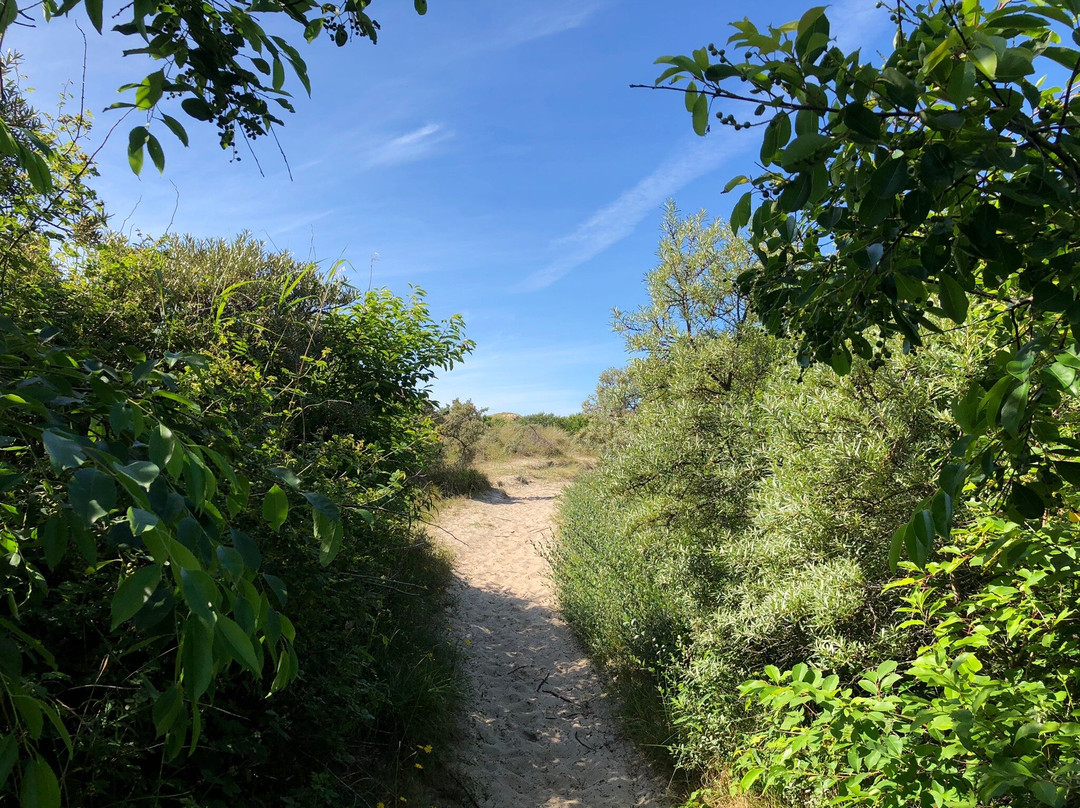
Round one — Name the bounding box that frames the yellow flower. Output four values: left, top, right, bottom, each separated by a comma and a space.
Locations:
423, 745, 433, 754
415, 763, 423, 769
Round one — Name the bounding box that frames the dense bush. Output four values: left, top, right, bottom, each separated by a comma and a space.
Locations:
547, 204, 1014, 802
648, 0, 1080, 804
1, 80, 470, 807
516, 412, 590, 434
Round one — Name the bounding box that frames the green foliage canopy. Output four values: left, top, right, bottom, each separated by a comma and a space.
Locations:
659, 0, 1080, 562
0, 0, 430, 186
649, 2, 1080, 805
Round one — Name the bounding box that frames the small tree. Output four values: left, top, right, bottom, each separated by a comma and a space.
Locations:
614, 200, 755, 356
658, 0, 1080, 562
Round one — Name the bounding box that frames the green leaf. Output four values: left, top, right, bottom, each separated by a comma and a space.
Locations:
1001, 381, 1030, 437
116, 460, 160, 490
127, 507, 159, 536
270, 467, 301, 489
182, 616, 214, 702
1056, 460, 1080, 485
81, 0, 104, 30
888, 522, 908, 571
829, 348, 851, 375
180, 569, 219, 626
149, 425, 175, 470
1007, 352, 1034, 380
40, 516, 67, 569
794, 6, 829, 64
841, 103, 881, 140
739, 767, 765, 791
127, 126, 148, 174
135, 70, 165, 109
231, 530, 262, 571
42, 428, 85, 472
880, 67, 918, 109
930, 490, 952, 537
870, 157, 907, 198
779, 173, 811, 212
684, 81, 699, 112
315, 510, 343, 566
939, 463, 967, 497
303, 491, 340, 521
997, 47, 1034, 79
161, 114, 190, 147
953, 383, 984, 433
181, 97, 214, 121
938, 274, 968, 324
779, 133, 831, 171
271, 58, 286, 92
69, 468, 116, 524
910, 510, 935, 565
263, 573, 288, 607
111, 565, 161, 629
723, 175, 749, 193
20, 149, 53, 194
1031, 780, 1065, 807
692, 93, 708, 136
1010, 483, 1045, 520
0, 734, 17, 787
152, 686, 183, 736
262, 484, 289, 531
731, 190, 752, 232
270, 648, 293, 693
970, 46, 998, 79
146, 133, 165, 173
413, 0, 428, 14
19, 758, 60, 808
893, 271, 926, 302
0, 0, 18, 32
217, 615, 262, 675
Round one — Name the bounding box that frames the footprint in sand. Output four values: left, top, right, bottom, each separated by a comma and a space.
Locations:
430, 468, 669, 808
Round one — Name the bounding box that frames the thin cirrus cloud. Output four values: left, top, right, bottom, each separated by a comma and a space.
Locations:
827, 0, 892, 51
497, 0, 608, 47
516, 136, 747, 292
362, 123, 452, 169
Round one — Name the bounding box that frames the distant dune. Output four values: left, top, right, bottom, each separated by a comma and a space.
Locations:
488, 412, 522, 421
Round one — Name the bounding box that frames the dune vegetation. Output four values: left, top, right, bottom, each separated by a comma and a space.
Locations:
4, 0, 1080, 806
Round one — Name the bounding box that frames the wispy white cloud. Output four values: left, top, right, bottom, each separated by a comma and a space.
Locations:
498, 1, 606, 47
829, 0, 892, 53
363, 123, 451, 169
517, 138, 745, 291
450, 0, 606, 57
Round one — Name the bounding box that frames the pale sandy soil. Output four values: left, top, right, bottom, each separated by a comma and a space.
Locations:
429, 462, 670, 808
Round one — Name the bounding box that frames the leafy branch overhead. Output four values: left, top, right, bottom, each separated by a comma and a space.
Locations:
659, 0, 1080, 562
0, 0, 430, 181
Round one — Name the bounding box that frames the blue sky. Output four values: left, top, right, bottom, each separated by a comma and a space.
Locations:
10, 0, 889, 414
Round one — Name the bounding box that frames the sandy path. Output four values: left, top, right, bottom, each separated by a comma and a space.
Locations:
431, 470, 668, 808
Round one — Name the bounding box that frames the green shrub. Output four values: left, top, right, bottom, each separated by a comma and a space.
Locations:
517, 412, 590, 434
737, 511, 1080, 808
479, 419, 581, 460
1, 144, 471, 805
548, 203, 992, 801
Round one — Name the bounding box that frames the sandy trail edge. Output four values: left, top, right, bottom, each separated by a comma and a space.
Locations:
430, 471, 669, 808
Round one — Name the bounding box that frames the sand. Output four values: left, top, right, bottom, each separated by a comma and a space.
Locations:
430, 466, 669, 808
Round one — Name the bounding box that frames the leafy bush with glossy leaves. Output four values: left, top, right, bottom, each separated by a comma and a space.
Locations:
548, 205, 987, 799
0, 100, 471, 804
